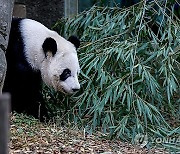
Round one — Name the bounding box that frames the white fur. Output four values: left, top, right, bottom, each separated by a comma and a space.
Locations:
20, 19, 80, 94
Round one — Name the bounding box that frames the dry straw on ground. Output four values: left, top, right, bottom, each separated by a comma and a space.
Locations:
10, 113, 168, 154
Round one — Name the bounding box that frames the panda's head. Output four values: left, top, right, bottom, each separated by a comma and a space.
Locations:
40, 35, 80, 94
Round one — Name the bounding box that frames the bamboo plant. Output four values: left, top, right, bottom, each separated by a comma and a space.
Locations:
43, 0, 180, 151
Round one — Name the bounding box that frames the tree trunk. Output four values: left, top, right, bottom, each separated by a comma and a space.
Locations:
0, 0, 14, 94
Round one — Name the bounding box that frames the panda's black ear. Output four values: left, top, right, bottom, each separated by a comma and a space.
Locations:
42, 37, 57, 57
68, 36, 80, 49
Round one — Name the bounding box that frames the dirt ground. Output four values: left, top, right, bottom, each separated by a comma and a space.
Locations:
9, 113, 168, 154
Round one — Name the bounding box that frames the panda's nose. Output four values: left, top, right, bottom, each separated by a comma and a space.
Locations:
72, 88, 79, 92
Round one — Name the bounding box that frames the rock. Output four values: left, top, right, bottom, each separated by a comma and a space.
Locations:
0, 0, 14, 94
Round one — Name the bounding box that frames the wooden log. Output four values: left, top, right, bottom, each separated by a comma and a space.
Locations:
0, 93, 11, 154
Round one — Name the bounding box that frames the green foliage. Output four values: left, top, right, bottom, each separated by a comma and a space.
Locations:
12, 112, 39, 126
46, 0, 180, 151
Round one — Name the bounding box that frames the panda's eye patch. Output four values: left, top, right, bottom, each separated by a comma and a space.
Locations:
60, 69, 71, 81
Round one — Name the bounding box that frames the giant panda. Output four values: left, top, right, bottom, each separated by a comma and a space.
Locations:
3, 18, 80, 121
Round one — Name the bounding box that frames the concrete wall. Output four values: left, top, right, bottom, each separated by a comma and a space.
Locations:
14, 0, 64, 28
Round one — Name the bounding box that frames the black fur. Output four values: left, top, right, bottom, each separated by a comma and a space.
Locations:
42, 37, 57, 57
68, 36, 80, 49
3, 18, 48, 121
60, 69, 71, 81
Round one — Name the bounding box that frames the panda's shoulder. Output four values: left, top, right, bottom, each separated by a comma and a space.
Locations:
12, 18, 74, 52
20, 18, 50, 35
11, 18, 45, 30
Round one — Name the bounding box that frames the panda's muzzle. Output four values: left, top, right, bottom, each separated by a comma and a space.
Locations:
61, 88, 67, 94
72, 88, 79, 92
61, 87, 79, 95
